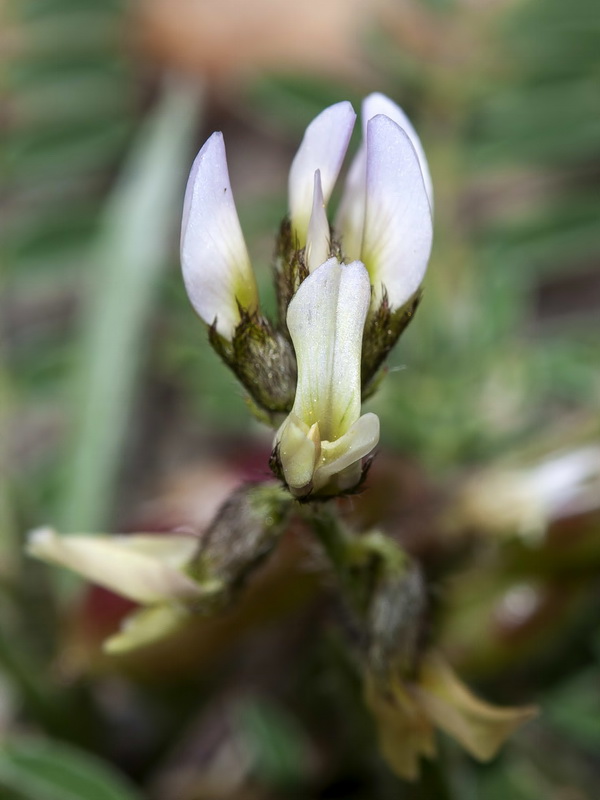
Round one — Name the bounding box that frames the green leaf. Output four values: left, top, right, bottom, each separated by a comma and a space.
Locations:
544, 668, 600, 751
60, 77, 204, 534
235, 698, 310, 788
0, 738, 142, 800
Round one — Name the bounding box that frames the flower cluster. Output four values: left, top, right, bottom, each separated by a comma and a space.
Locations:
27, 96, 537, 778
181, 93, 433, 497
28, 93, 433, 648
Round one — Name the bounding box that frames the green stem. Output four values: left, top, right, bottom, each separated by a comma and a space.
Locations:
305, 506, 351, 575
302, 505, 409, 618
303, 505, 365, 608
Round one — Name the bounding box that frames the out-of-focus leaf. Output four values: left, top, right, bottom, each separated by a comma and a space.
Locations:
474, 756, 547, 800
473, 80, 600, 165
246, 73, 362, 136
61, 77, 203, 533
18, 0, 123, 21
235, 698, 311, 788
6, 121, 132, 177
0, 738, 142, 800
544, 668, 600, 751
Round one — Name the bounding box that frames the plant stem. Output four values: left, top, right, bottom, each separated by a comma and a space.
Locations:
302, 504, 409, 619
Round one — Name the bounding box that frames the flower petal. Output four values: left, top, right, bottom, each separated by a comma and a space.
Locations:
335, 144, 366, 261
362, 115, 433, 309
336, 93, 433, 264
317, 412, 380, 488
415, 651, 537, 762
181, 132, 258, 340
362, 93, 433, 211
105, 604, 190, 654
287, 258, 370, 441
365, 670, 436, 782
276, 413, 319, 494
305, 170, 331, 272
288, 101, 356, 243
458, 445, 600, 541
27, 528, 210, 604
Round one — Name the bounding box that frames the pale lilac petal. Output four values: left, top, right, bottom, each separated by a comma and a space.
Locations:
181, 132, 258, 340
362, 115, 433, 309
305, 170, 330, 272
337, 94, 433, 265
335, 144, 367, 261
288, 101, 356, 243
362, 93, 433, 211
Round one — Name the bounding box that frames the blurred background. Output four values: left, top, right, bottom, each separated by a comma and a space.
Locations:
2, 0, 599, 797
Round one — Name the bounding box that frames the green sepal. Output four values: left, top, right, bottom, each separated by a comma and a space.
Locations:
274, 218, 309, 328
209, 309, 297, 420
187, 483, 293, 602
361, 291, 422, 397
273, 218, 344, 328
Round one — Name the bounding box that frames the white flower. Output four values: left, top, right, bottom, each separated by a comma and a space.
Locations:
336, 93, 433, 309
27, 527, 214, 604
288, 93, 433, 310
181, 93, 432, 492
181, 93, 432, 342
271, 95, 431, 493
27, 527, 222, 652
274, 258, 380, 496
180, 132, 258, 340
458, 445, 600, 541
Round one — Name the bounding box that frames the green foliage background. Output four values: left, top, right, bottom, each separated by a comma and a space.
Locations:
2, 0, 599, 797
